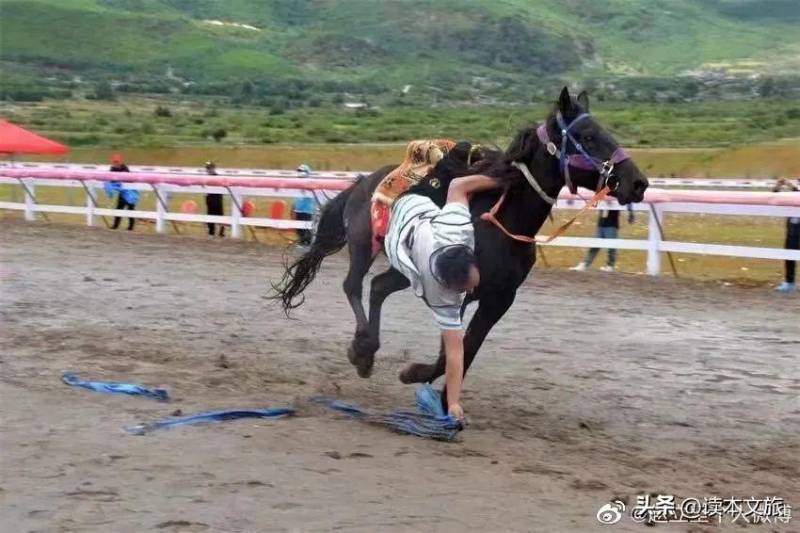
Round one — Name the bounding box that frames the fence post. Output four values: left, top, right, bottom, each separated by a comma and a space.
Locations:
647, 205, 662, 276
230, 187, 242, 239
85, 181, 95, 227
23, 178, 35, 221
154, 184, 166, 234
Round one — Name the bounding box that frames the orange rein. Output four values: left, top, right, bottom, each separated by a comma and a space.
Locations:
479, 185, 611, 244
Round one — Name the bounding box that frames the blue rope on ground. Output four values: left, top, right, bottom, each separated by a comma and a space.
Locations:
62, 372, 169, 402
125, 407, 295, 435
63, 373, 458, 440
312, 386, 463, 442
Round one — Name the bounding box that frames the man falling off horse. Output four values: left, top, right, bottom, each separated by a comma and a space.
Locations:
383, 173, 501, 421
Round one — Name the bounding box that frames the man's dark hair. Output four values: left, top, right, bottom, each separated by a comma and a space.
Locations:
433, 245, 477, 290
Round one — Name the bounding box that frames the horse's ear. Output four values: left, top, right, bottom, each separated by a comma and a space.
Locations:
558, 86, 573, 115
577, 90, 590, 112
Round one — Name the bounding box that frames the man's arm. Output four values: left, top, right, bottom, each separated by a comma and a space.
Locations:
442, 328, 465, 420
447, 174, 501, 207
429, 303, 466, 420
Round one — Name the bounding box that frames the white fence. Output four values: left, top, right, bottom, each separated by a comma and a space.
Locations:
1, 168, 799, 277
0, 160, 781, 189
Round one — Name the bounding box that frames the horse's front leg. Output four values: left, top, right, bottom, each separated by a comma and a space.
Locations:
399, 291, 516, 385
349, 268, 410, 377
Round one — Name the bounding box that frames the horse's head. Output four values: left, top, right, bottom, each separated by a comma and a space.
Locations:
540, 87, 648, 205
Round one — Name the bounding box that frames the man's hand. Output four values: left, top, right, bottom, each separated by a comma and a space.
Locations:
448, 402, 465, 422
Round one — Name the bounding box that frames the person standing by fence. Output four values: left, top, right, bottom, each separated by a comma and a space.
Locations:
293, 164, 315, 248
204, 161, 225, 238
108, 154, 139, 231
571, 204, 635, 272
774, 177, 799, 294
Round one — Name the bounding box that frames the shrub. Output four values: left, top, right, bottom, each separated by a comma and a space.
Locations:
211, 128, 227, 142
93, 82, 115, 101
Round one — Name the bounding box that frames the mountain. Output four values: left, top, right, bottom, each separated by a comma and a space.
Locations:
2, 0, 799, 95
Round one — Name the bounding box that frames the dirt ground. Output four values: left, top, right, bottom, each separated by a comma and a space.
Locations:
1, 220, 798, 533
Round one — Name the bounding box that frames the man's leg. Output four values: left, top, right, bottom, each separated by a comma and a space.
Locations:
296, 213, 312, 245
604, 226, 618, 267
582, 227, 603, 266
786, 223, 799, 284
207, 222, 216, 236
126, 201, 136, 231
213, 201, 225, 237
112, 195, 124, 229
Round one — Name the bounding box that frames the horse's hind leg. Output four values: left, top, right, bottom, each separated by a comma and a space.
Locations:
348, 267, 409, 377
344, 240, 376, 377
356, 267, 410, 365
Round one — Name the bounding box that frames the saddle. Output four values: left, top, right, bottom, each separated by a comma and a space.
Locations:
370, 139, 456, 255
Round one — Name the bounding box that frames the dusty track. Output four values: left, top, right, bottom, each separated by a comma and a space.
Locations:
1, 220, 798, 532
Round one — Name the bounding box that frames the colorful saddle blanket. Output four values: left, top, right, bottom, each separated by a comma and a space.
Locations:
370, 139, 456, 255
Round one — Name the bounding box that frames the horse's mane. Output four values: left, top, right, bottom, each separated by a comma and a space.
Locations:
469, 122, 543, 189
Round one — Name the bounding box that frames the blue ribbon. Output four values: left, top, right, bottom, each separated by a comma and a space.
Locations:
62, 372, 169, 402
126, 407, 295, 435
312, 386, 463, 442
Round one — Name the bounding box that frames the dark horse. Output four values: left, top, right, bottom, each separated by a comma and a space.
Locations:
271, 88, 648, 394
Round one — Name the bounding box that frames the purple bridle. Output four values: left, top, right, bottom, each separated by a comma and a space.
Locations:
536, 112, 630, 194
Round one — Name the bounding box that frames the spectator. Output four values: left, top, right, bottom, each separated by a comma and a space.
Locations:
293, 164, 316, 247
571, 204, 635, 272
107, 154, 139, 231
204, 161, 225, 238
773, 177, 799, 294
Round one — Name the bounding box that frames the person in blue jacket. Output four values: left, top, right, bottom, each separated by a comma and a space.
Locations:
107, 154, 139, 231
294, 164, 316, 246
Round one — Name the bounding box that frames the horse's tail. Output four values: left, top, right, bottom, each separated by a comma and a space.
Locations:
269, 176, 362, 313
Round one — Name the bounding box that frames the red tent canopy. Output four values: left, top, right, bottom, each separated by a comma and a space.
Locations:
0, 119, 69, 155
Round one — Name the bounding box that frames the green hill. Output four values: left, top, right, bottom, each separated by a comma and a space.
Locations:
2, 0, 799, 95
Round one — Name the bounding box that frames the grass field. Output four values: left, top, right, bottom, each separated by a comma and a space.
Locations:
3, 95, 800, 152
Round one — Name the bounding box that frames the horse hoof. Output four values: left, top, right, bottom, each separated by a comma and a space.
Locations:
356, 361, 373, 379
399, 363, 430, 384
347, 344, 374, 379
